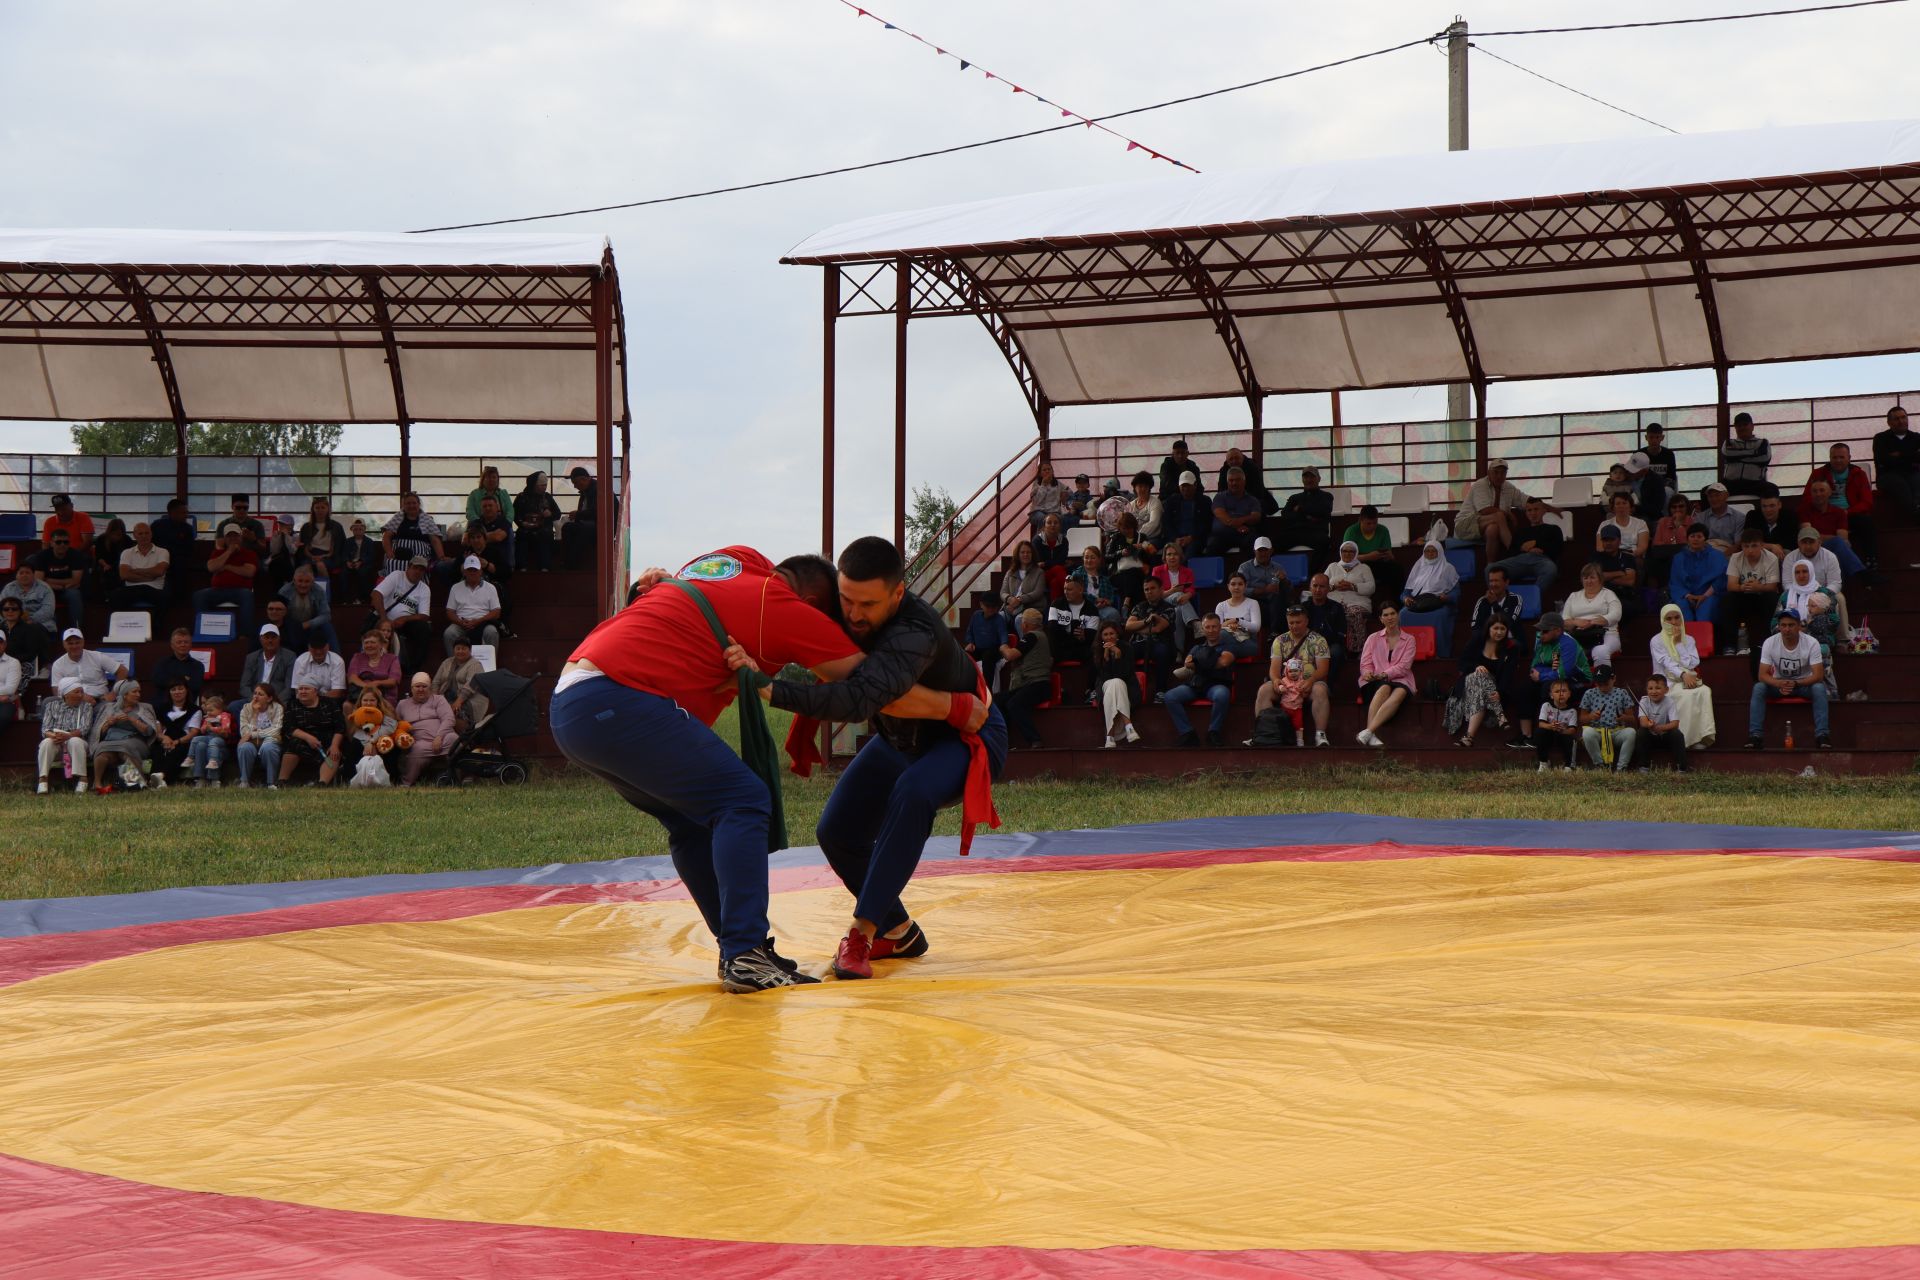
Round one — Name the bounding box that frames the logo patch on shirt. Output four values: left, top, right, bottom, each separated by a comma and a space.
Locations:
679, 553, 743, 582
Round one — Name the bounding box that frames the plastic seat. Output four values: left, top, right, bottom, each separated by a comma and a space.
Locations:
1388, 484, 1429, 514
1445, 546, 1477, 583
1064, 526, 1101, 557
1402, 625, 1438, 661
1511, 584, 1543, 620
1188, 556, 1225, 589
1551, 476, 1595, 508
1684, 621, 1715, 655
1378, 515, 1411, 546
1276, 552, 1310, 582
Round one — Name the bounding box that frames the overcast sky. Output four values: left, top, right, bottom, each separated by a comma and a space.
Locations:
6, 0, 1919, 568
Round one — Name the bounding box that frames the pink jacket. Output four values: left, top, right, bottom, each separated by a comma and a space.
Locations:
396, 693, 457, 751
1359, 630, 1417, 692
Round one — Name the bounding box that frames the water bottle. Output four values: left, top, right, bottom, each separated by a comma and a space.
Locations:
1784, 719, 1795, 750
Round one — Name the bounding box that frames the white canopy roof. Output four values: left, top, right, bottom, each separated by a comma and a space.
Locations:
787, 118, 1920, 405
0, 229, 628, 425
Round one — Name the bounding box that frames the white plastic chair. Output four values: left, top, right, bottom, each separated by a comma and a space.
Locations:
1387, 484, 1428, 514
1544, 511, 1573, 539
1551, 475, 1595, 508
1064, 526, 1101, 557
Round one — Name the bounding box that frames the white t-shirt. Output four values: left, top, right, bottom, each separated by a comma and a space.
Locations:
373, 570, 431, 620
1601, 515, 1648, 549
1215, 597, 1262, 637
118, 544, 169, 591
1638, 694, 1679, 728
1726, 549, 1780, 588
1759, 633, 1822, 684
447, 579, 502, 623
1781, 547, 1842, 594
50, 649, 122, 698
1538, 702, 1578, 730
0, 652, 20, 700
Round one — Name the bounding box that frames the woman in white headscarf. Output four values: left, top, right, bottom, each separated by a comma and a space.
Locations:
1400, 538, 1459, 611
1323, 541, 1376, 653
1648, 602, 1716, 747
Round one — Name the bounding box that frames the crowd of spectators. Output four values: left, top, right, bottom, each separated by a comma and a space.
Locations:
974, 408, 1917, 766
4, 464, 590, 793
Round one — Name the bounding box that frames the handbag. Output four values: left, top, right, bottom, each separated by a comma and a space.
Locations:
1250, 707, 1296, 747
1845, 615, 1880, 655
1407, 592, 1448, 613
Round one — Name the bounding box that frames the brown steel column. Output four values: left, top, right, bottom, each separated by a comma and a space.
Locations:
397, 423, 413, 493
1473, 377, 1490, 476
592, 269, 616, 620
1037, 401, 1051, 465
894, 259, 909, 551
822, 265, 838, 557
1250, 394, 1265, 475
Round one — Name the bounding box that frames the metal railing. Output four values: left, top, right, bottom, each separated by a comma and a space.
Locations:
907, 387, 1917, 621
0, 453, 625, 533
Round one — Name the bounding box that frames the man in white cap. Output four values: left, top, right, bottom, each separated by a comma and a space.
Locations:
444, 554, 503, 653
1237, 536, 1289, 635
1455, 459, 1531, 564
237, 622, 294, 708
1161, 470, 1212, 558
1699, 482, 1744, 553
372, 553, 435, 673
48, 628, 126, 701
37, 676, 97, 793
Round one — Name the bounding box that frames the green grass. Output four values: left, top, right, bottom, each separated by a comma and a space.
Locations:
6, 707, 1918, 902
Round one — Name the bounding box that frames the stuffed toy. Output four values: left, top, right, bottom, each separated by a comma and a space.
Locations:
393, 720, 414, 751
346, 705, 385, 734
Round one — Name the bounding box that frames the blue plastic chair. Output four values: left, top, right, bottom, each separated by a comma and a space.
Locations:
1276, 552, 1310, 583
0, 513, 35, 540
1188, 555, 1225, 589
1511, 584, 1543, 620
1445, 546, 1478, 583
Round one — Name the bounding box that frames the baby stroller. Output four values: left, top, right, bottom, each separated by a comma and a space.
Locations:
434, 668, 538, 786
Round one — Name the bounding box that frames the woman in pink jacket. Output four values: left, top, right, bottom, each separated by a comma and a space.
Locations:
395, 671, 459, 785
1355, 602, 1418, 747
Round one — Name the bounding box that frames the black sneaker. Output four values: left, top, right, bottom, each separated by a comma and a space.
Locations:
1178, 731, 1200, 748
721, 944, 822, 993
717, 937, 802, 980
1816, 734, 1833, 749
1745, 737, 1763, 750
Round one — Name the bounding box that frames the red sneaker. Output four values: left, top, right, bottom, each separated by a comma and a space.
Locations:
832, 927, 873, 980
869, 920, 929, 961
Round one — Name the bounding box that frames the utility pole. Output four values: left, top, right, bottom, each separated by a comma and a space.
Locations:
1445, 17, 1471, 436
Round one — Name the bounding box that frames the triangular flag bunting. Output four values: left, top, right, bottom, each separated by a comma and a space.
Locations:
1127, 141, 1139, 151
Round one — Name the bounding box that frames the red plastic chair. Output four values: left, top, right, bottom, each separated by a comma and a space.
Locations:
1403, 625, 1438, 661
1684, 621, 1715, 656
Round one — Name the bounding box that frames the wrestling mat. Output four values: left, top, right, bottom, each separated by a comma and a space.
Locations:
4, 813, 1919, 1279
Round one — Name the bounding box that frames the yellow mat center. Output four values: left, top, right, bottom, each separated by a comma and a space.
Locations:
3, 855, 1920, 1252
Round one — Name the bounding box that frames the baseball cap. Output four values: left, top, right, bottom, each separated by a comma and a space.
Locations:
1253, 536, 1273, 550
1179, 471, 1199, 487
1284, 603, 1305, 615
1592, 663, 1615, 681
50, 494, 71, 508
1599, 524, 1621, 541
408, 554, 431, 568
61, 627, 83, 642
1628, 451, 1650, 470
1074, 472, 1089, 482
1797, 525, 1821, 542
1538, 611, 1564, 630
258, 623, 280, 637
462, 554, 483, 570
1704, 481, 1728, 494
1488, 458, 1509, 471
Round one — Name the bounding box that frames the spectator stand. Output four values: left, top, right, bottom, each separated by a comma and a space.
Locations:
786, 121, 1920, 776
0, 230, 633, 777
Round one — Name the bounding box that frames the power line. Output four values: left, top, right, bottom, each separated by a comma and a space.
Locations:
410, 0, 1907, 234
1471, 43, 1681, 135
1472, 0, 1908, 38
408, 35, 1434, 232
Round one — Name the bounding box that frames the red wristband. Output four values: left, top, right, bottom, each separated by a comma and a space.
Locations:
945, 692, 976, 731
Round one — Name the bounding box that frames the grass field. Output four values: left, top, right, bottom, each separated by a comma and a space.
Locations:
6, 700, 1917, 901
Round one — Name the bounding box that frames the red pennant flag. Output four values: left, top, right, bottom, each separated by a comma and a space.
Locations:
984, 70, 994, 80
1011, 85, 1023, 94
1127, 141, 1139, 152
1061, 109, 1072, 117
